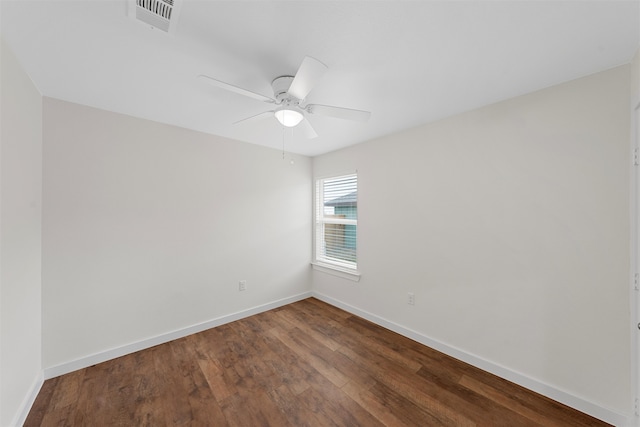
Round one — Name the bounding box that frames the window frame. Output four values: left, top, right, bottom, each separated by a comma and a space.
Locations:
312, 172, 360, 280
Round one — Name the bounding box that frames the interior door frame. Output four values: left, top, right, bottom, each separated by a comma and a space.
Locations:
632, 102, 640, 424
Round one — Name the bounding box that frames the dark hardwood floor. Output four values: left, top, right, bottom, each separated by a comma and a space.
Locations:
25, 298, 610, 426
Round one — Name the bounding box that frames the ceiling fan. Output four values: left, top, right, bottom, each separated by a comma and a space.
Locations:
198, 56, 371, 139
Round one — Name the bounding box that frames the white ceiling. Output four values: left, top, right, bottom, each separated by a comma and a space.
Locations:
1, 1, 639, 157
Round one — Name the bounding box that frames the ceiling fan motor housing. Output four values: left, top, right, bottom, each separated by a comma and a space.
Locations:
272, 76, 297, 104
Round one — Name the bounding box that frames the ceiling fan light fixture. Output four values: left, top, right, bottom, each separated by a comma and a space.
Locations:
274, 108, 304, 127
199, 55, 371, 138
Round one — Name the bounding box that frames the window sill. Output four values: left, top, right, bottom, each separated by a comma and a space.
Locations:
311, 262, 361, 282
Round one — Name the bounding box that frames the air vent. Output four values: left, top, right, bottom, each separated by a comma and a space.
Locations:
129, 0, 181, 33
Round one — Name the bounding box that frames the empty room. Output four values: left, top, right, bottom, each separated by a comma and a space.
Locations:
2, 1, 639, 426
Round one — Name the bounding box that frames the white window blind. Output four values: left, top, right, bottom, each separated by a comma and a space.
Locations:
315, 173, 357, 271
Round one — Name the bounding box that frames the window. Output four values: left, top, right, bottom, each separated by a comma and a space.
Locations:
314, 173, 358, 272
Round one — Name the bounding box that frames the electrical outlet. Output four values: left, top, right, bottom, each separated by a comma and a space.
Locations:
239, 280, 246, 291
407, 292, 415, 305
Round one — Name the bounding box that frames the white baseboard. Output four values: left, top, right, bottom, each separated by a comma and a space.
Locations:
311, 291, 632, 427
34, 289, 634, 426
10, 370, 44, 427
44, 291, 312, 380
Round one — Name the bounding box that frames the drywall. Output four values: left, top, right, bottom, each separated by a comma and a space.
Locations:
42, 99, 311, 369
312, 65, 631, 417
632, 48, 640, 108
631, 47, 640, 427
0, 38, 43, 426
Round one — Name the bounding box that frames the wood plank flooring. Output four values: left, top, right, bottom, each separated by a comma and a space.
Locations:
25, 298, 610, 426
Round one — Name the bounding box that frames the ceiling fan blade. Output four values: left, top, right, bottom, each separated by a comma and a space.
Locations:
306, 104, 371, 122
299, 118, 318, 139
233, 110, 275, 125
287, 56, 328, 101
198, 75, 275, 104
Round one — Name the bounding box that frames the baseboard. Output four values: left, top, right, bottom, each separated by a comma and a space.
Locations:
34, 289, 634, 426
311, 291, 631, 427
10, 369, 44, 427
44, 291, 312, 380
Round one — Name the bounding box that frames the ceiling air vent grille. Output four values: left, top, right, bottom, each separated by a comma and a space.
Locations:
131, 0, 181, 33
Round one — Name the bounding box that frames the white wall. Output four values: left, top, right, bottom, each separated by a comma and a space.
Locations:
631, 48, 640, 427
632, 49, 640, 108
0, 38, 43, 426
312, 65, 631, 418
42, 98, 311, 369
